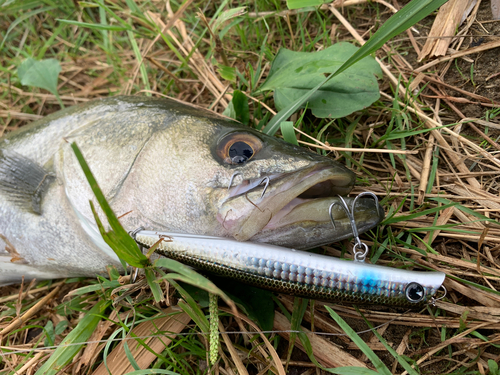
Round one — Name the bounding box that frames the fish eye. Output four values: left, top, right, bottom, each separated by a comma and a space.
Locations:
217, 133, 262, 165
405, 282, 425, 303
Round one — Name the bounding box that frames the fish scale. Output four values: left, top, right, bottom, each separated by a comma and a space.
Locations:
135, 231, 445, 307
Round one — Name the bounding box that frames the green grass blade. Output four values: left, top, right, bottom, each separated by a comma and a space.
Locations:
330, 368, 381, 375
325, 306, 392, 375
357, 308, 419, 375
56, 19, 130, 31
383, 202, 458, 225
35, 300, 110, 375
280, 121, 298, 145
71, 142, 148, 268
127, 30, 151, 94
263, 0, 448, 135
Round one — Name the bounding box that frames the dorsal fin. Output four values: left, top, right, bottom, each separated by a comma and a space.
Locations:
0, 149, 54, 214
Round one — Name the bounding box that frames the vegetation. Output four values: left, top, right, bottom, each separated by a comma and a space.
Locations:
1, 0, 500, 373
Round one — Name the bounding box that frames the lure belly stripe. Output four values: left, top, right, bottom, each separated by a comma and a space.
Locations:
135, 231, 445, 307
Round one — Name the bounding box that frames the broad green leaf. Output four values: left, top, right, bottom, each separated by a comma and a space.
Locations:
223, 90, 249, 124
35, 300, 110, 375
18, 58, 61, 96
263, 0, 449, 135
260, 44, 381, 119
71, 143, 148, 268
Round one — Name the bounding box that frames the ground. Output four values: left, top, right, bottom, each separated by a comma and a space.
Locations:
1, 0, 500, 374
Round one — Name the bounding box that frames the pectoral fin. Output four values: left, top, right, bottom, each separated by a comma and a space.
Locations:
0, 149, 54, 214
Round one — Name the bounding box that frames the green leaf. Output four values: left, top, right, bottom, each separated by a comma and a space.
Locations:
231, 90, 250, 125
145, 268, 164, 303
56, 19, 130, 31
263, 0, 449, 135
280, 121, 298, 145
218, 64, 237, 82
154, 258, 233, 308
71, 143, 148, 268
18, 58, 61, 96
287, 0, 328, 9
260, 44, 381, 119
43, 320, 55, 347
35, 300, 110, 375
212, 6, 247, 34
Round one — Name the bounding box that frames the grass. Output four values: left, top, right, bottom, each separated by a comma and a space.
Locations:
2, 0, 500, 374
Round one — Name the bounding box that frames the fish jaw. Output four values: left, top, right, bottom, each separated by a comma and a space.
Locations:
217, 162, 383, 248
252, 196, 385, 249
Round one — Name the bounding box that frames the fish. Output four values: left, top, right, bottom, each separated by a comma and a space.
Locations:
135, 230, 445, 307
0, 95, 384, 284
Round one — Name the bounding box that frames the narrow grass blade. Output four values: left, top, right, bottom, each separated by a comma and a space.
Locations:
263, 0, 448, 135
35, 300, 110, 375
127, 30, 151, 94
56, 19, 130, 31
0, 7, 56, 51
71, 142, 148, 268
383, 202, 457, 225
155, 257, 233, 308
357, 307, 419, 375
286, 297, 308, 365
325, 306, 392, 375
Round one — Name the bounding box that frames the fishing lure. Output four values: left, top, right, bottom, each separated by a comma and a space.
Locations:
132, 193, 445, 307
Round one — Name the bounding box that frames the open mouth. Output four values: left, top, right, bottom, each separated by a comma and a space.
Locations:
218, 164, 382, 246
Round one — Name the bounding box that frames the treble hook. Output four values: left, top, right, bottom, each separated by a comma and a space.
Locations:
328, 192, 379, 262
228, 172, 243, 189
259, 176, 270, 199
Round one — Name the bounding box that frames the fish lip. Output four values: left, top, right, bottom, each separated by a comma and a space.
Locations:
252, 196, 385, 249
219, 163, 356, 242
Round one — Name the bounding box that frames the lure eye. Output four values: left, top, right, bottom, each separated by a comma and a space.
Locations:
405, 282, 425, 303
217, 133, 262, 165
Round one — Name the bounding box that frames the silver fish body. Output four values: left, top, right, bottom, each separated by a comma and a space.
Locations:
136, 231, 445, 307
0, 96, 383, 284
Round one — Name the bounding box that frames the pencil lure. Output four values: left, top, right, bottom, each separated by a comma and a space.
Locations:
134, 230, 445, 307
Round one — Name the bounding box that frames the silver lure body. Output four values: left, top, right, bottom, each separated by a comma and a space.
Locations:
135, 231, 445, 306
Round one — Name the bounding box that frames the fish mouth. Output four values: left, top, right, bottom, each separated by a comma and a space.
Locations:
218, 164, 384, 249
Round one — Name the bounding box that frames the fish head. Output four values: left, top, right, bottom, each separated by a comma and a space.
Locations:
205, 124, 384, 249
59, 97, 383, 250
